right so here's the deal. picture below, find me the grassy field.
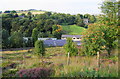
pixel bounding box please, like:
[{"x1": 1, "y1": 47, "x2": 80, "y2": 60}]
[
  {"x1": 62, "y1": 25, "x2": 86, "y2": 35},
  {"x1": 1, "y1": 10, "x2": 45, "y2": 15},
  {"x1": 1, "y1": 47, "x2": 118, "y2": 77},
  {"x1": 17, "y1": 10, "x2": 45, "y2": 15}
]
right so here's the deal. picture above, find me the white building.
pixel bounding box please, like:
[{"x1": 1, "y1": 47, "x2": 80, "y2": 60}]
[
  {"x1": 23, "y1": 37, "x2": 32, "y2": 43},
  {"x1": 61, "y1": 35, "x2": 82, "y2": 41},
  {"x1": 83, "y1": 18, "x2": 89, "y2": 24}
]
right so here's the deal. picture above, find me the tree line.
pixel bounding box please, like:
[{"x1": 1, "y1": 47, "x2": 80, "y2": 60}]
[{"x1": 2, "y1": 11, "x2": 96, "y2": 48}]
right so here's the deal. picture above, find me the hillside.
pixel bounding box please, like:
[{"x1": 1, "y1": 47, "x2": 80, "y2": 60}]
[
  {"x1": 2, "y1": 10, "x2": 45, "y2": 15},
  {"x1": 62, "y1": 25, "x2": 86, "y2": 35}
]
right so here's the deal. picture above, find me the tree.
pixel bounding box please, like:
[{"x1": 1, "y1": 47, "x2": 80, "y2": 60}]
[
  {"x1": 45, "y1": 12, "x2": 52, "y2": 16},
  {"x1": 76, "y1": 18, "x2": 85, "y2": 27},
  {"x1": 37, "y1": 20, "x2": 45, "y2": 31},
  {"x1": 89, "y1": 15, "x2": 96, "y2": 23},
  {"x1": 84, "y1": 14, "x2": 91, "y2": 19},
  {"x1": 44, "y1": 19, "x2": 54, "y2": 34},
  {"x1": 81, "y1": 23, "x2": 118, "y2": 56},
  {"x1": 2, "y1": 18, "x2": 12, "y2": 34},
  {"x1": 9, "y1": 32, "x2": 23, "y2": 48},
  {"x1": 11, "y1": 10, "x2": 17, "y2": 14},
  {"x1": 27, "y1": 12, "x2": 32, "y2": 19},
  {"x1": 52, "y1": 25, "x2": 62, "y2": 39},
  {"x1": 32, "y1": 28, "x2": 38, "y2": 44},
  {"x1": 64, "y1": 38, "x2": 78, "y2": 56},
  {"x1": 27, "y1": 12, "x2": 32, "y2": 16},
  {"x1": 34, "y1": 40, "x2": 45, "y2": 57},
  {"x1": 36, "y1": 14, "x2": 48, "y2": 20},
  {"x1": 38, "y1": 32, "x2": 46, "y2": 38},
  {"x1": 2, "y1": 29, "x2": 10, "y2": 48},
  {"x1": 20, "y1": 13, "x2": 26, "y2": 16},
  {"x1": 4, "y1": 11, "x2": 10, "y2": 13},
  {"x1": 81, "y1": 0, "x2": 119, "y2": 56},
  {"x1": 77, "y1": 14, "x2": 84, "y2": 19},
  {"x1": 100, "y1": 0, "x2": 118, "y2": 25},
  {"x1": 75, "y1": 14, "x2": 85, "y2": 27},
  {"x1": 66, "y1": 15, "x2": 76, "y2": 25}
]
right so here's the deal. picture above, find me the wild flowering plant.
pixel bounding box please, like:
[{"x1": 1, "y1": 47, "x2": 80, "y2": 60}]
[{"x1": 15, "y1": 68, "x2": 54, "y2": 78}]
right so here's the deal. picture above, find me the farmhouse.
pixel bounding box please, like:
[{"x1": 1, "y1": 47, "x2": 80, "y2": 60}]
[
  {"x1": 83, "y1": 18, "x2": 89, "y2": 24},
  {"x1": 61, "y1": 35, "x2": 82, "y2": 41},
  {"x1": 23, "y1": 35, "x2": 82, "y2": 47},
  {"x1": 23, "y1": 37, "x2": 32, "y2": 43}
]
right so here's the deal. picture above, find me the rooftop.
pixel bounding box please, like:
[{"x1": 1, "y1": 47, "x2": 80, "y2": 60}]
[{"x1": 44, "y1": 40, "x2": 81, "y2": 47}]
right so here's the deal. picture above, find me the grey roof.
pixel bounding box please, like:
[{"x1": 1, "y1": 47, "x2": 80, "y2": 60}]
[
  {"x1": 61, "y1": 35, "x2": 82, "y2": 38},
  {"x1": 38, "y1": 38, "x2": 57, "y2": 40},
  {"x1": 44, "y1": 40, "x2": 81, "y2": 47},
  {"x1": 44, "y1": 40, "x2": 66, "y2": 47},
  {"x1": 19, "y1": 16, "x2": 24, "y2": 18}
]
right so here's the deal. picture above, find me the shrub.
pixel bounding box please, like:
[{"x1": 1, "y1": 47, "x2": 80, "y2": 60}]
[
  {"x1": 15, "y1": 68, "x2": 54, "y2": 77},
  {"x1": 32, "y1": 28, "x2": 38, "y2": 44},
  {"x1": 34, "y1": 40, "x2": 45, "y2": 57},
  {"x1": 64, "y1": 38, "x2": 78, "y2": 56}
]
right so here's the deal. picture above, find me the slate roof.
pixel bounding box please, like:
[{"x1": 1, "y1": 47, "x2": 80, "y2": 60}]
[
  {"x1": 61, "y1": 35, "x2": 82, "y2": 38},
  {"x1": 38, "y1": 38, "x2": 57, "y2": 40},
  {"x1": 44, "y1": 40, "x2": 81, "y2": 47}
]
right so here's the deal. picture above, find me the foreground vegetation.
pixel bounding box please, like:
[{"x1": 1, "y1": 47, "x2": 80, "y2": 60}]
[{"x1": 1, "y1": 47, "x2": 118, "y2": 77}]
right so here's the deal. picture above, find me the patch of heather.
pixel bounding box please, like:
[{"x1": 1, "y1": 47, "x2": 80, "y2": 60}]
[{"x1": 15, "y1": 68, "x2": 54, "y2": 77}]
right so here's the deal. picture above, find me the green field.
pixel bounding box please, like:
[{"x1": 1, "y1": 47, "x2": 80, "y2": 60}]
[
  {"x1": 17, "y1": 10, "x2": 45, "y2": 15},
  {"x1": 62, "y1": 25, "x2": 86, "y2": 35},
  {"x1": 2, "y1": 10, "x2": 45, "y2": 15}
]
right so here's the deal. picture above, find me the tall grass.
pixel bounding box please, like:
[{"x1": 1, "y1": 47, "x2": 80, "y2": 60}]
[{"x1": 2, "y1": 47, "x2": 118, "y2": 77}]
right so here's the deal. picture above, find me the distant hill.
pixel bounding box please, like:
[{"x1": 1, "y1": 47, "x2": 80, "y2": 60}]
[
  {"x1": 16, "y1": 10, "x2": 45, "y2": 15},
  {"x1": 61, "y1": 25, "x2": 86, "y2": 35},
  {"x1": 2, "y1": 9, "x2": 46, "y2": 15}
]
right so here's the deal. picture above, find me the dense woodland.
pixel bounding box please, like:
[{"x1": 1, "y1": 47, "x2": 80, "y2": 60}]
[{"x1": 2, "y1": 11, "x2": 96, "y2": 48}]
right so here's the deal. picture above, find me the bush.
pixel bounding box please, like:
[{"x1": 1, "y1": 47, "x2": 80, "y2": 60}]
[
  {"x1": 64, "y1": 38, "x2": 78, "y2": 56},
  {"x1": 32, "y1": 28, "x2": 38, "y2": 44},
  {"x1": 34, "y1": 40, "x2": 45, "y2": 57},
  {"x1": 15, "y1": 68, "x2": 54, "y2": 77}
]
